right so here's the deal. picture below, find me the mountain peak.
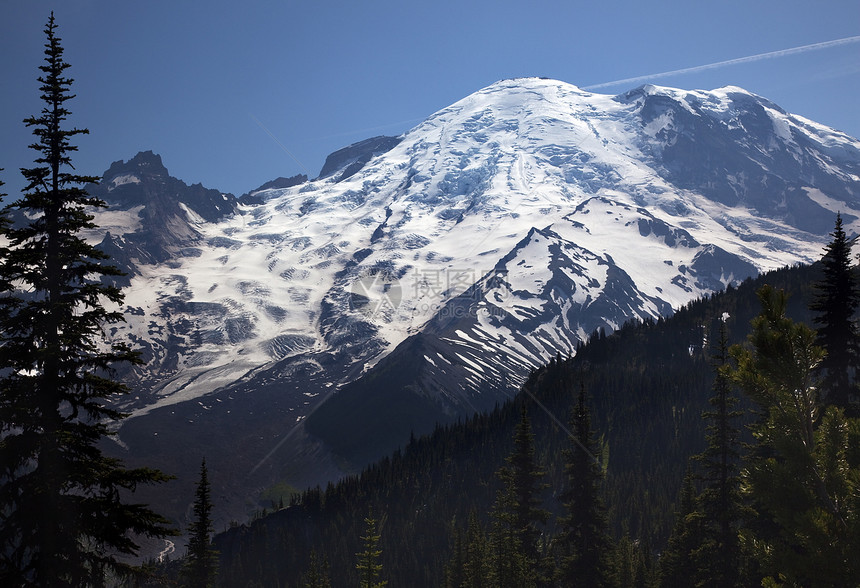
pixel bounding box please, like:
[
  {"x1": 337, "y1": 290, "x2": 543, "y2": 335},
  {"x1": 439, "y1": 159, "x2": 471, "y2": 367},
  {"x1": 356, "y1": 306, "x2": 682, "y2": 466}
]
[
  {"x1": 111, "y1": 150, "x2": 167, "y2": 174},
  {"x1": 127, "y1": 149, "x2": 166, "y2": 169},
  {"x1": 485, "y1": 77, "x2": 584, "y2": 91},
  {"x1": 89, "y1": 78, "x2": 860, "y2": 535},
  {"x1": 102, "y1": 150, "x2": 169, "y2": 190},
  {"x1": 95, "y1": 151, "x2": 237, "y2": 229}
]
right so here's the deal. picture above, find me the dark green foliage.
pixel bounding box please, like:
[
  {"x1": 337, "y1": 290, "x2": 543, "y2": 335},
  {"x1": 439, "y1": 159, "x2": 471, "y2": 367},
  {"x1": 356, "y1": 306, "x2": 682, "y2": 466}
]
[
  {"x1": 611, "y1": 533, "x2": 652, "y2": 588},
  {"x1": 462, "y1": 510, "x2": 490, "y2": 587},
  {"x1": 356, "y1": 510, "x2": 386, "y2": 588},
  {"x1": 692, "y1": 322, "x2": 744, "y2": 587},
  {"x1": 483, "y1": 406, "x2": 549, "y2": 586},
  {"x1": 0, "y1": 169, "x2": 6, "y2": 279},
  {"x1": 658, "y1": 470, "x2": 701, "y2": 588},
  {"x1": 444, "y1": 521, "x2": 466, "y2": 587},
  {"x1": 555, "y1": 383, "x2": 612, "y2": 587},
  {"x1": 504, "y1": 405, "x2": 549, "y2": 569},
  {"x1": 0, "y1": 14, "x2": 172, "y2": 586},
  {"x1": 730, "y1": 285, "x2": 860, "y2": 586},
  {"x1": 810, "y1": 213, "x2": 860, "y2": 410},
  {"x1": 660, "y1": 320, "x2": 744, "y2": 588},
  {"x1": 183, "y1": 459, "x2": 218, "y2": 587},
  {"x1": 444, "y1": 509, "x2": 491, "y2": 588},
  {"x1": 302, "y1": 550, "x2": 331, "y2": 588},
  {"x1": 488, "y1": 470, "x2": 532, "y2": 587},
  {"x1": 210, "y1": 263, "x2": 820, "y2": 586}
]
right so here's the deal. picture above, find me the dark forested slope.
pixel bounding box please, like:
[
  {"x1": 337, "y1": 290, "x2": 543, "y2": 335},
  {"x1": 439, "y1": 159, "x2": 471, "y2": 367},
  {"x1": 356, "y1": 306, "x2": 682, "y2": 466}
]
[{"x1": 203, "y1": 263, "x2": 817, "y2": 587}]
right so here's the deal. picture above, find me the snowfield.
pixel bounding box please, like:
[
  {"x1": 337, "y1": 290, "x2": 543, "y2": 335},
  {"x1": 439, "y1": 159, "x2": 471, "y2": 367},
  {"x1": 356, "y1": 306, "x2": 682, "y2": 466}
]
[{"x1": 90, "y1": 77, "x2": 860, "y2": 421}]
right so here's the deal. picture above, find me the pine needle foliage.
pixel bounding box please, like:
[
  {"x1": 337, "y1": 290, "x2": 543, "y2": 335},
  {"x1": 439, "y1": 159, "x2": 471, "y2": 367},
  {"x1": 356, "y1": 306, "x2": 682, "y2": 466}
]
[
  {"x1": 692, "y1": 322, "x2": 744, "y2": 587},
  {"x1": 182, "y1": 458, "x2": 218, "y2": 587},
  {"x1": 507, "y1": 405, "x2": 549, "y2": 567},
  {"x1": 730, "y1": 285, "x2": 860, "y2": 586},
  {"x1": 658, "y1": 469, "x2": 701, "y2": 587},
  {"x1": 0, "y1": 14, "x2": 173, "y2": 586},
  {"x1": 555, "y1": 382, "x2": 612, "y2": 587},
  {"x1": 356, "y1": 510, "x2": 387, "y2": 588},
  {"x1": 810, "y1": 213, "x2": 860, "y2": 411},
  {"x1": 302, "y1": 549, "x2": 332, "y2": 588}
]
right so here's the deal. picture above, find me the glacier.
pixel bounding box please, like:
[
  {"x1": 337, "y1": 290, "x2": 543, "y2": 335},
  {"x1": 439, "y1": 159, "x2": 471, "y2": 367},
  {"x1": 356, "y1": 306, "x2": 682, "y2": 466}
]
[{"x1": 82, "y1": 77, "x2": 860, "y2": 524}]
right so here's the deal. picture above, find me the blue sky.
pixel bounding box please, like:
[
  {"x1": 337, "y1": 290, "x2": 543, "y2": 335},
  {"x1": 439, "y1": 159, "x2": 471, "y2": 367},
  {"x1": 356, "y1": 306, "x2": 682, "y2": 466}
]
[{"x1": 1, "y1": 1, "x2": 859, "y2": 198}]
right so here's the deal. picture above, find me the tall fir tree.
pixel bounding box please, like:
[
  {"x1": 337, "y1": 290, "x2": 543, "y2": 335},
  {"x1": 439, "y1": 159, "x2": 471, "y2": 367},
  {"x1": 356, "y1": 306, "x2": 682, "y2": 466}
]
[
  {"x1": 0, "y1": 169, "x2": 6, "y2": 277},
  {"x1": 488, "y1": 466, "x2": 532, "y2": 588},
  {"x1": 658, "y1": 469, "x2": 702, "y2": 588},
  {"x1": 611, "y1": 533, "x2": 651, "y2": 588},
  {"x1": 1, "y1": 170, "x2": 8, "y2": 331},
  {"x1": 461, "y1": 509, "x2": 490, "y2": 588},
  {"x1": 507, "y1": 404, "x2": 549, "y2": 568},
  {"x1": 445, "y1": 508, "x2": 491, "y2": 588},
  {"x1": 356, "y1": 510, "x2": 387, "y2": 588},
  {"x1": 486, "y1": 404, "x2": 548, "y2": 587},
  {"x1": 444, "y1": 524, "x2": 466, "y2": 588},
  {"x1": 810, "y1": 213, "x2": 860, "y2": 411},
  {"x1": 0, "y1": 14, "x2": 173, "y2": 586},
  {"x1": 302, "y1": 549, "x2": 331, "y2": 588},
  {"x1": 182, "y1": 458, "x2": 218, "y2": 587},
  {"x1": 692, "y1": 321, "x2": 744, "y2": 588},
  {"x1": 730, "y1": 285, "x2": 860, "y2": 586},
  {"x1": 555, "y1": 382, "x2": 612, "y2": 587}
]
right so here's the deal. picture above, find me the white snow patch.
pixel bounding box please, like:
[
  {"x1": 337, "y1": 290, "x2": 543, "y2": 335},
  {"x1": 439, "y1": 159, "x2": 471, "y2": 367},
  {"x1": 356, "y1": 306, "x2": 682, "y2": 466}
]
[{"x1": 109, "y1": 174, "x2": 141, "y2": 190}]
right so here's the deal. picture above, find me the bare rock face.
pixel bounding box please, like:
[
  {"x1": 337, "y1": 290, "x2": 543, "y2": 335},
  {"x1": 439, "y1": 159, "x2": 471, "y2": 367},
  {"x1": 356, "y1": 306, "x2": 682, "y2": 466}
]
[
  {"x1": 317, "y1": 135, "x2": 402, "y2": 180},
  {"x1": 239, "y1": 175, "x2": 308, "y2": 205},
  {"x1": 90, "y1": 150, "x2": 238, "y2": 265}
]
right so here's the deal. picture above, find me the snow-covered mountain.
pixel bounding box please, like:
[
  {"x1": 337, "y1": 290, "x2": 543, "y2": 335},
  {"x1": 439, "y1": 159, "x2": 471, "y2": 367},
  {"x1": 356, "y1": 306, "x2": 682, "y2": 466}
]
[{"x1": 90, "y1": 78, "x2": 860, "y2": 518}]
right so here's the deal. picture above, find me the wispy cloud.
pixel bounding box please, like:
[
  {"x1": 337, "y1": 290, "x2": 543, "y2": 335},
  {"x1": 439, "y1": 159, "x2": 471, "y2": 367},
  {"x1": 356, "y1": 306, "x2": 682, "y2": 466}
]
[{"x1": 584, "y1": 36, "x2": 860, "y2": 90}]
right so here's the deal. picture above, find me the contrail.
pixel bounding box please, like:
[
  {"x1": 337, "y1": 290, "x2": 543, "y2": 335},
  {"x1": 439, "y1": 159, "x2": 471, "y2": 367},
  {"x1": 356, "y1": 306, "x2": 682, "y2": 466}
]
[
  {"x1": 250, "y1": 114, "x2": 313, "y2": 177},
  {"x1": 314, "y1": 117, "x2": 425, "y2": 142},
  {"x1": 584, "y1": 35, "x2": 860, "y2": 90}
]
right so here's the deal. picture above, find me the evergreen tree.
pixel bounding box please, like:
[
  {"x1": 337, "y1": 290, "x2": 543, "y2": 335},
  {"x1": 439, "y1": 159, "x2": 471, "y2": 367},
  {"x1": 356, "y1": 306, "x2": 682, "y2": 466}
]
[
  {"x1": 356, "y1": 510, "x2": 386, "y2": 588},
  {"x1": 486, "y1": 405, "x2": 548, "y2": 586},
  {"x1": 810, "y1": 213, "x2": 860, "y2": 411},
  {"x1": 444, "y1": 511, "x2": 491, "y2": 588},
  {"x1": 444, "y1": 523, "x2": 466, "y2": 588},
  {"x1": 658, "y1": 470, "x2": 701, "y2": 588},
  {"x1": 0, "y1": 169, "x2": 7, "y2": 284},
  {"x1": 0, "y1": 14, "x2": 172, "y2": 586},
  {"x1": 488, "y1": 468, "x2": 532, "y2": 588},
  {"x1": 555, "y1": 383, "x2": 612, "y2": 587},
  {"x1": 302, "y1": 549, "x2": 331, "y2": 588},
  {"x1": 507, "y1": 404, "x2": 549, "y2": 566},
  {"x1": 730, "y1": 285, "x2": 860, "y2": 586},
  {"x1": 611, "y1": 533, "x2": 650, "y2": 588},
  {"x1": 692, "y1": 322, "x2": 743, "y2": 587},
  {"x1": 461, "y1": 510, "x2": 490, "y2": 588},
  {"x1": 182, "y1": 459, "x2": 218, "y2": 587}
]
